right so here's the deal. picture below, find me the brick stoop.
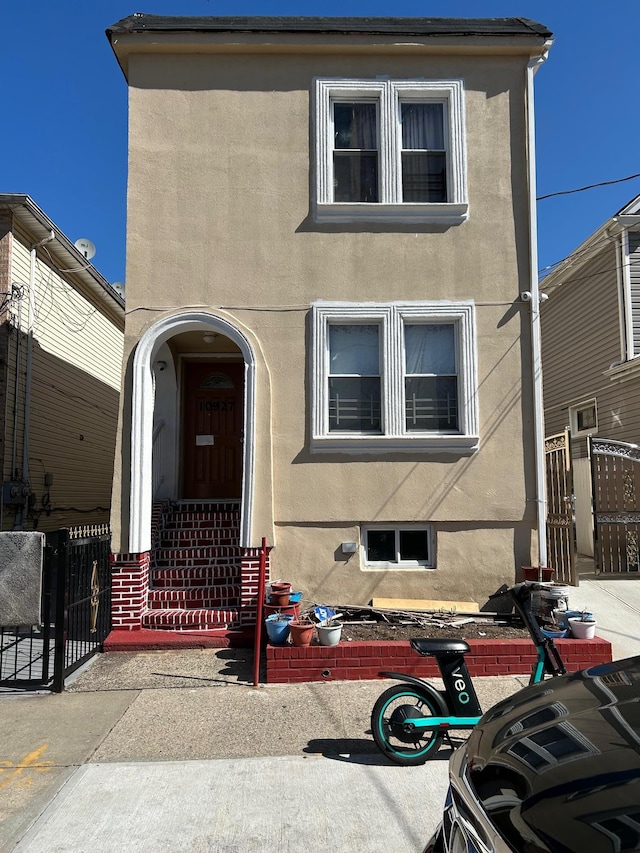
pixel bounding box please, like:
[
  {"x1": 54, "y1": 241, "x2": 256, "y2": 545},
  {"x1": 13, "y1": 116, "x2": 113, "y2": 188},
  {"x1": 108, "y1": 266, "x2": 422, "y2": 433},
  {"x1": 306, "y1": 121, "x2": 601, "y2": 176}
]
[
  {"x1": 142, "y1": 501, "x2": 243, "y2": 632},
  {"x1": 265, "y1": 637, "x2": 613, "y2": 683},
  {"x1": 104, "y1": 627, "x2": 253, "y2": 651}
]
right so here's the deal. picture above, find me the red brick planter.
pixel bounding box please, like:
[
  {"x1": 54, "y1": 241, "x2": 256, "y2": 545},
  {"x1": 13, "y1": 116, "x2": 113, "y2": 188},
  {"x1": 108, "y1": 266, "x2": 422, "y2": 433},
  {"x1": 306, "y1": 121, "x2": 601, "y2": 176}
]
[{"x1": 265, "y1": 637, "x2": 613, "y2": 684}]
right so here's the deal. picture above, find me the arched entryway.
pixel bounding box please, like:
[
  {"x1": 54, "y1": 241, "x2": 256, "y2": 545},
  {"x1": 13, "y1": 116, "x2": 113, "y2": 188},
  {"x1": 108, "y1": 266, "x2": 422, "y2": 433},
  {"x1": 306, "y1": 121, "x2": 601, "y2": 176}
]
[{"x1": 129, "y1": 312, "x2": 256, "y2": 553}]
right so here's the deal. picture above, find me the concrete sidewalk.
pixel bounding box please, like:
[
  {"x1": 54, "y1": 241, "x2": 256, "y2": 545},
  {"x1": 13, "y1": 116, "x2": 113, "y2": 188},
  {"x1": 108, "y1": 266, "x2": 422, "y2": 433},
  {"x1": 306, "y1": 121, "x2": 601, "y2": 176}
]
[
  {"x1": 2, "y1": 653, "x2": 527, "y2": 853},
  {"x1": 2, "y1": 572, "x2": 639, "y2": 852}
]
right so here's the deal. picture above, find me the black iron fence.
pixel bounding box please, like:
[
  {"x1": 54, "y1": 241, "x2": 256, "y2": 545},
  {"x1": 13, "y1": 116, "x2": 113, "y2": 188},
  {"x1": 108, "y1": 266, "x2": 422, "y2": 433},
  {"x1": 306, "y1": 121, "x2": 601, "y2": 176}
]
[{"x1": 0, "y1": 524, "x2": 111, "y2": 691}]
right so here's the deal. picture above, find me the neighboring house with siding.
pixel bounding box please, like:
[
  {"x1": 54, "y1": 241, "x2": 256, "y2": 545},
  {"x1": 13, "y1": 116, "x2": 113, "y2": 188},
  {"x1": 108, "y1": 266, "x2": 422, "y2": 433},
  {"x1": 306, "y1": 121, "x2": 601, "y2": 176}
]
[
  {"x1": 540, "y1": 194, "x2": 640, "y2": 555},
  {"x1": 106, "y1": 15, "x2": 553, "y2": 638},
  {"x1": 0, "y1": 195, "x2": 125, "y2": 532}
]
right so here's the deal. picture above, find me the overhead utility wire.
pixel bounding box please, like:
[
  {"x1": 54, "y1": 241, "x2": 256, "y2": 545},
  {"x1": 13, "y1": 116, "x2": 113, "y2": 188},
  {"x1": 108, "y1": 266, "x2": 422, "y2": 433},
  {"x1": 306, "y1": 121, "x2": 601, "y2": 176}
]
[
  {"x1": 537, "y1": 172, "x2": 640, "y2": 201},
  {"x1": 539, "y1": 230, "x2": 618, "y2": 276}
]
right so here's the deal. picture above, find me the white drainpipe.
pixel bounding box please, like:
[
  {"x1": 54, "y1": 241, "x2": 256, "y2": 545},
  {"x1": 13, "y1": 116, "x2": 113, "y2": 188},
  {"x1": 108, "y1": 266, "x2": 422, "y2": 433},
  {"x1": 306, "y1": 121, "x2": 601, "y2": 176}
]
[{"x1": 525, "y1": 40, "x2": 553, "y2": 569}]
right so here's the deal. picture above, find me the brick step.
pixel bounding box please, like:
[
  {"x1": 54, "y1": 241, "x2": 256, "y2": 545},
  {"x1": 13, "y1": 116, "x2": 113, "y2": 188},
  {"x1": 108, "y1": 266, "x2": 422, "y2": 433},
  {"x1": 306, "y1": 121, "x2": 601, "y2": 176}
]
[
  {"x1": 158, "y1": 530, "x2": 240, "y2": 547},
  {"x1": 148, "y1": 585, "x2": 242, "y2": 609},
  {"x1": 162, "y1": 517, "x2": 240, "y2": 531},
  {"x1": 154, "y1": 546, "x2": 244, "y2": 568},
  {"x1": 142, "y1": 607, "x2": 241, "y2": 631},
  {"x1": 151, "y1": 566, "x2": 241, "y2": 587}
]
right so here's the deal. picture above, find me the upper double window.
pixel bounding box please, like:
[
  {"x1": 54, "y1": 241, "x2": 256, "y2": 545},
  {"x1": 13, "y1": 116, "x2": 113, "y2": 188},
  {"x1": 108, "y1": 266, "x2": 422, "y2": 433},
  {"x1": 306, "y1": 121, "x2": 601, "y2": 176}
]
[{"x1": 314, "y1": 79, "x2": 468, "y2": 224}]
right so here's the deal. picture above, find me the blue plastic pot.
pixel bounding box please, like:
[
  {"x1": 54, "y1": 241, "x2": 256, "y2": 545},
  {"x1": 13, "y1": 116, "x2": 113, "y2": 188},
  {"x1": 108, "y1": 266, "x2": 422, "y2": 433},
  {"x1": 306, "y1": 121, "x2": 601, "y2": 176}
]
[
  {"x1": 264, "y1": 613, "x2": 294, "y2": 645},
  {"x1": 541, "y1": 627, "x2": 569, "y2": 639},
  {"x1": 289, "y1": 591, "x2": 303, "y2": 603}
]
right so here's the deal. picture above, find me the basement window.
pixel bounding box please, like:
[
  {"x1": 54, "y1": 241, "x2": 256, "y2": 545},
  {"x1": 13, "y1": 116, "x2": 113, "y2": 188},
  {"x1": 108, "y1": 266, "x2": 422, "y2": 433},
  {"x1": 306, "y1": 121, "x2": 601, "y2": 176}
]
[{"x1": 363, "y1": 525, "x2": 434, "y2": 569}]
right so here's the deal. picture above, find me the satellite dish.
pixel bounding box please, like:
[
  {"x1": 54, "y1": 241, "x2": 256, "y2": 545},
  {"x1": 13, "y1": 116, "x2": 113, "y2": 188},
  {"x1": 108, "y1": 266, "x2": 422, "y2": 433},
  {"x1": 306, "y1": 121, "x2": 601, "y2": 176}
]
[
  {"x1": 75, "y1": 238, "x2": 96, "y2": 260},
  {"x1": 112, "y1": 281, "x2": 126, "y2": 298}
]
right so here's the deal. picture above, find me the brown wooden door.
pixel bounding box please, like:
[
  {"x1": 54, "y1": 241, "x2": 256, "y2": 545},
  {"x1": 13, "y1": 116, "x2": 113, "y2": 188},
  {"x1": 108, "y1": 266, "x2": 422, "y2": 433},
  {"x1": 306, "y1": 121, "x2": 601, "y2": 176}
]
[{"x1": 182, "y1": 362, "x2": 244, "y2": 499}]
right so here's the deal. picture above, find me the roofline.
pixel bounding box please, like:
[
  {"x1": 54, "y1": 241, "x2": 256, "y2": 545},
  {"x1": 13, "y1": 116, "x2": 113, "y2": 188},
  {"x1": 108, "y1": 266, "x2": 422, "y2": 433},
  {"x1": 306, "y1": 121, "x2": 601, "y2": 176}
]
[
  {"x1": 540, "y1": 192, "x2": 640, "y2": 294},
  {"x1": 107, "y1": 15, "x2": 552, "y2": 38},
  {"x1": 107, "y1": 15, "x2": 553, "y2": 83},
  {"x1": 0, "y1": 194, "x2": 125, "y2": 326}
]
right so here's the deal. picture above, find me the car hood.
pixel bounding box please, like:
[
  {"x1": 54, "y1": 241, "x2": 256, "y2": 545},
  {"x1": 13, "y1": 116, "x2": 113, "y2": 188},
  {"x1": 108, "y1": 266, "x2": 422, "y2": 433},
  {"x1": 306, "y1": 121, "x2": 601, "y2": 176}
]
[{"x1": 466, "y1": 656, "x2": 640, "y2": 851}]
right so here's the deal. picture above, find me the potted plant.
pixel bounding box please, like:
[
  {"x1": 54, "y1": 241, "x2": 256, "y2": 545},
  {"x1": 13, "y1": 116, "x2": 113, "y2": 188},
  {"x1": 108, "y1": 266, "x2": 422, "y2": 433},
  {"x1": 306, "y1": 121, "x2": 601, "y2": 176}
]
[
  {"x1": 314, "y1": 606, "x2": 343, "y2": 646},
  {"x1": 264, "y1": 612, "x2": 294, "y2": 645},
  {"x1": 317, "y1": 616, "x2": 343, "y2": 646},
  {"x1": 288, "y1": 617, "x2": 315, "y2": 647},
  {"x1": 568, "y1": 610, "x2": 597, "y2": 640},
  {"x1": 268, "y1": 580, "x2": 292, "y2": 607}
]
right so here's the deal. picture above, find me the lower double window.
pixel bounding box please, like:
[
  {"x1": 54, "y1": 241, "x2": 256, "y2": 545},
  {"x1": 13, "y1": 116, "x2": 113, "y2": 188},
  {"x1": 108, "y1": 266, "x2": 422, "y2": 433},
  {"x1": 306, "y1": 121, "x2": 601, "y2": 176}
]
[{"x1": 312, "y1": 301, "x2": 478, "y2": 453}]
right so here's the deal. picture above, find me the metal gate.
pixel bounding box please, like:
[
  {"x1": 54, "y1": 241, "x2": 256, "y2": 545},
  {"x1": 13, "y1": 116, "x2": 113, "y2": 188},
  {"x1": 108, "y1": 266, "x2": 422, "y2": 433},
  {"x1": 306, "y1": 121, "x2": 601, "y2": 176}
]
[
  {"x1": 545, "y1": 430, "x2": 577, "y2": 585},
  {"x1": 590, "y1": 437, "x2": 640, "y2": 575},
  {"x1": 0, "y1": 524, "x2": 111, "y2": 691}
]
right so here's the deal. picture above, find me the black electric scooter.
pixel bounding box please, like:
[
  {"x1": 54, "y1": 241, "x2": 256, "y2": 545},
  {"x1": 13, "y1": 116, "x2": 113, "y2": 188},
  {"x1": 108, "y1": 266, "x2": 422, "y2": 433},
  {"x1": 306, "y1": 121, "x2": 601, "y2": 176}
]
[{"x1": 370, "y1": 582, "x2": 566, "y2": 765}]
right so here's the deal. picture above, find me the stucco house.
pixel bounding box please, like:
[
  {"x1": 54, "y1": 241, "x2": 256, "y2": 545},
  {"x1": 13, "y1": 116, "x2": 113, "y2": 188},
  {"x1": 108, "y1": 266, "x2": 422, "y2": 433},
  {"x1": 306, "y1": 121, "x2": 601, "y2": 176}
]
[
  {"x1": 0, "y1": 195, "x2": 124, "y2": 532},
  {"x1": 541, "y1": 194, "x2": 640, "y2": 566},
  {"x1": 106, "y1": 15, "x2": 554, "y2": 638}
]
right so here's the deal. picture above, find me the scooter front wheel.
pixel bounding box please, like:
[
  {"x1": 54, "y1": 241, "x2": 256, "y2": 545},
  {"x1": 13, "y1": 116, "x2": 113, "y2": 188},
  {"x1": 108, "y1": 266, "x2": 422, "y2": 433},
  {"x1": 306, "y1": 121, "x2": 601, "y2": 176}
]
[{"x1": 371, "y1": 684, "x2": 444, "y2": 765}]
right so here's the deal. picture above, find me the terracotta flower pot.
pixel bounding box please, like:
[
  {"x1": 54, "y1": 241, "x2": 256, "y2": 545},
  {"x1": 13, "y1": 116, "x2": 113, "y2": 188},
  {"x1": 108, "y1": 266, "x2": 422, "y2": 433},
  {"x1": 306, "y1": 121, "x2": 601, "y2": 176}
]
[
  {"x1": 263, "y1": 603, "x2": 300, "y2": 620},
  {"x1": 522, "y1": 566, "x2": 554, "y2": 582},
  {"x1": 270, "y1": 582, "x2": 291, "y2": 594},
  {"x1": 289, "y1": 621, "x2": 315, "y2": 647},
  {"x1": 270, "y1": 590, "x2": 290, "y2": 607}
]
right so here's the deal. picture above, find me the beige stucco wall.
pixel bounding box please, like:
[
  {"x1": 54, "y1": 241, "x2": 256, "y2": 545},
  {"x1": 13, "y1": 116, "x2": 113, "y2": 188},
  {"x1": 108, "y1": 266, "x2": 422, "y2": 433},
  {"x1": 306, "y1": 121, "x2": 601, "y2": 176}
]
[{"x1": 114, "y1": 40, "x2": 540, "y2": 601}]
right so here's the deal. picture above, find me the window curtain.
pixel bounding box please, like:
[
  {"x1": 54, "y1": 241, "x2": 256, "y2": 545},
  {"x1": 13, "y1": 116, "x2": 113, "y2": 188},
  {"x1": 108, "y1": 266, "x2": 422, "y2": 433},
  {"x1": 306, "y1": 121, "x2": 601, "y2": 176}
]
[
  {"x1": 401, "y1": 103, "x2": 444, "y2": 151},
  {"x1": 405, "y1": 324, "x2": 455, "y2": 375}
]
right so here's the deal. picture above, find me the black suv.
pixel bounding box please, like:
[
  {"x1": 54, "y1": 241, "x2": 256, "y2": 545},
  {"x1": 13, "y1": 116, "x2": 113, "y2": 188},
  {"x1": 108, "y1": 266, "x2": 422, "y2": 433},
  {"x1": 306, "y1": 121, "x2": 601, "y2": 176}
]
[{"x1": 424, "y1": 655, "x2": 640, "y2": 853}]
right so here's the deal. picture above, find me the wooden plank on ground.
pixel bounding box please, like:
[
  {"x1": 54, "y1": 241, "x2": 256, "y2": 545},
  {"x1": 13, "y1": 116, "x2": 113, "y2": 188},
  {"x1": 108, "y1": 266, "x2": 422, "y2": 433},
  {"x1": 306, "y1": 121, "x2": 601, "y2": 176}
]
[{"x1": 371, "y1": 597, "x2": 480, "y2": 613}]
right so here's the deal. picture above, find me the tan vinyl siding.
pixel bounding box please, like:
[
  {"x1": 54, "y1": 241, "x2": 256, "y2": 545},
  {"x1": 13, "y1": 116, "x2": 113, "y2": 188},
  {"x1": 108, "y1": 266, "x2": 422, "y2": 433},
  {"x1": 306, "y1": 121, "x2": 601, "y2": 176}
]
[
  {"x1": 542, "y1": 233, "x2": 640, "y2": 458},
  {"x1": 3, "y1": 222, "x2": 123, "y2": 531},
  {"x1": 541, "y1": 243, "x2": 620, "y2": 458}
]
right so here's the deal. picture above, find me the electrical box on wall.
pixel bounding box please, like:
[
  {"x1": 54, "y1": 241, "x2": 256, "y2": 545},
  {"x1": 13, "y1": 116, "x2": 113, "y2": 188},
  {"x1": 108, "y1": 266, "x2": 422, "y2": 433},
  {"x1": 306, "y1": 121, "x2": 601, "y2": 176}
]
[{"x1": 2, "y1": 481, "x2": 30, "y2": 506}]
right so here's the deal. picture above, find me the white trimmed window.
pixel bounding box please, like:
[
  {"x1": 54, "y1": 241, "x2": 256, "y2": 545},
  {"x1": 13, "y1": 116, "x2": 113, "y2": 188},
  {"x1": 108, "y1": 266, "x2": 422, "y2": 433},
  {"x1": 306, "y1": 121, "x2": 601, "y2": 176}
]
[
  {"x1": 311, "y1": 301, "x2": 478, "y2": 453},
  {"x1": 363, "y1": 525, "x2": 434, "y2": 569},
  {"x1": 314, "y1": 79, "x2": 468, "y2": 224},
  {"x1": 569, "y1": 399, "x2": 597, "y2": 437}
]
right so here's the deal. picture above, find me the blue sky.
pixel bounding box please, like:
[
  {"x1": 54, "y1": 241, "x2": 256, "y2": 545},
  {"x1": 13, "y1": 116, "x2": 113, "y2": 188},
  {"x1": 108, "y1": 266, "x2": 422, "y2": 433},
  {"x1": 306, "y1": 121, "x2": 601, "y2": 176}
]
[{"x1": 2, "y1": 1, "x2": 638, "y2": 285}]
